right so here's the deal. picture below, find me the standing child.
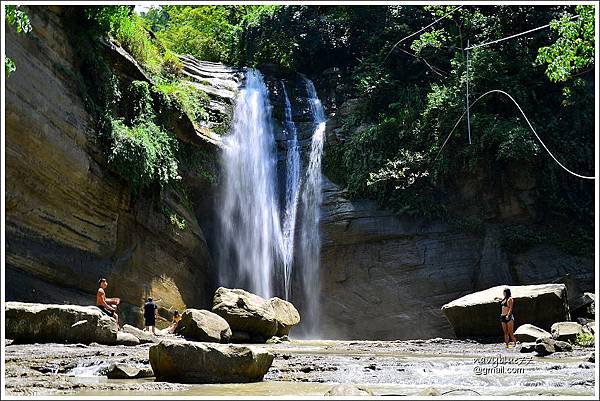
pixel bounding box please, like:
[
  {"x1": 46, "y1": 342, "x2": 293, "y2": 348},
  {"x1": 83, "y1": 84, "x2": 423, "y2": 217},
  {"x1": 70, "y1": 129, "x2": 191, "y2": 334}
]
[{"x1": 143, "y1": 297, "x2": 158, "y2": 335}]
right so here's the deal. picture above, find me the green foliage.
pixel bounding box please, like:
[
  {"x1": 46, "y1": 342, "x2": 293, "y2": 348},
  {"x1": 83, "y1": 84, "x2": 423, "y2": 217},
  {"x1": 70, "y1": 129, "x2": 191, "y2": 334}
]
[
  {"x1": 411, "y1": 29, "x2": 447, "y2": 55},
  {"x1": 5, "y1": 56, "x2": 16, "y2": 77},
  {"x1": 367, "y1": 150, "x2": 429, "y2": 190},
  {"x1": 108, "y1": 119, "x2": 180, "y2": 193},
  {"x1": 499, "y1": 224, "x2": 545, "y2": 253},
  {"x1": 5, "y1": 5, "x2": 31, "y2": 78},
  {"x1": 5, "y1": 5, "x2": 31, "y2": 33},
  {"x1": 537, "y1": 5, "x2": 595, "y2": 82},
  {"x1": 574, "y1": 332, "x2": 594, "y2": 347},
  {"x1": 155, "y1": 79, "x2": 209, "y2": 124}
]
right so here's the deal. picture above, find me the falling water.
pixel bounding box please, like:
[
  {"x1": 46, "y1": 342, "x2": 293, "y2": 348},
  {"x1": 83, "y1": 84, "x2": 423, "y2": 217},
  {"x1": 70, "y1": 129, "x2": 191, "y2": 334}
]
[
  {"x1": 280, "y1": 82, "x2": 301, "y2": 300},
  {"x1": 217, "y1": 69, "x2": 284, "y2": 299},
  {"x1": 298, "y1": 77, "x2": 326, "y2": 337}
]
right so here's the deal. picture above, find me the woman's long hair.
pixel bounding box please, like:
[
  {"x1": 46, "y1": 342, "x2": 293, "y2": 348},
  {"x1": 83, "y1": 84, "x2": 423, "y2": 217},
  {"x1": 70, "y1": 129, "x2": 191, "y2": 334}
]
[{"x1": 503, "y1": 288, "x2": 512, "y2": 302}]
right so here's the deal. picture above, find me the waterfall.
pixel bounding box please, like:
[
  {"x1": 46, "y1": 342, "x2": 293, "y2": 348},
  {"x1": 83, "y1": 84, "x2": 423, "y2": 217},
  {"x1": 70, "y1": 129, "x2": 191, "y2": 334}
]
[
  {"x1": 281, "y1": 82, "x2": 301, "y2": 300},
  {"x1": 297, "y1": 77, "x2": 326, "y2": 337},
  {"x1": 217, "y1": 69, "x2": 284, "y2": 299}
]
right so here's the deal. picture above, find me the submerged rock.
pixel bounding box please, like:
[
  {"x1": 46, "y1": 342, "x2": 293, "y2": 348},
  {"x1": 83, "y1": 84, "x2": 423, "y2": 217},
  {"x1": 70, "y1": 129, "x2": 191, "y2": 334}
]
[
  {"x1": 212, "y1": 288, "x2": 300, "y2": 341},
  {"x1": 106, "y1": 363, "x2": 153, "y2": 379},
  {"x1": 441, "y1": 284, "x2": 569, "y2": 338},
  {"x1": 514, "y1": 324, "x2": 552, "y2": 343},
  {"x1": 325, "y1": 384, "x2": 374, "y2": 396},
  {"x1": 149, "y1": 340, "x2": 274, "y2": 383},
  {"x1": 551, "y1": 322, "x2": 584, "y2": 342},
  {"x1": 176, "y1": 309, "x2": 232, "y2": 343},
  {"x1": 5, "y1": 302, "x2": 117, "y2": 345}
]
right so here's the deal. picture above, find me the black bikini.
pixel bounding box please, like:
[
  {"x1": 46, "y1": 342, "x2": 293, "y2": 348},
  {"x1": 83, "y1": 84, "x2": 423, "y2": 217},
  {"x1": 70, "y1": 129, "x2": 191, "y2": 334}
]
[{"x1": 500, "y1": 299, "x2": 514, "y2": 323}]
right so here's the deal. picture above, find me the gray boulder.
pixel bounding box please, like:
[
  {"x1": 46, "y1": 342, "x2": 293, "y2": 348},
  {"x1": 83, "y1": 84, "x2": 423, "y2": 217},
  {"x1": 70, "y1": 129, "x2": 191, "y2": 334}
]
[
  {"x1": 514, "y1": 324, "x2": 552, "y2": 343},
  {"x1": 553, "y1": 340, "x2": 573, "y2": 352},
  {"x1": 149, "y1": 340, "x2": 274, "y2": 383},
  {"x1": 122, "y1": 324, "x2": 159, "y2": 344},
  {"x1": 116, "y1": 332, "x2": 140, "y2": 346},
  {"x1": 268, "y1": 297, "x2": 300, "y2": 336},
  {"x1": 551, "y1": 322, "x2": 584, "y2": 342},
  {"x1": 106, "y1": 363, "x2": 153, "y2": 379},
  {"x1": 582, "y1": 321, "x2": 595, "y2": 336},
  {"x1": 535, "y1": 338, "x2": 555, "y2": 356},
  {"x1": 325, "y1": 384, "x2": 374, "y2": 396},
  {"x1": 441, "y1": 284, "x2": 569, "y2": 338},
  {"x1": 5, "y1": 302, "x2": 117, "y2": 345},
  {"x1": 212, "y1": 288, "x2": 300, "y2": 341},
  {"x1": 176, "y1": 309, "x2": 232, "y2": 343},
  {"x1": 571, "y1": 292, "x2": 595, "y2": 319}
]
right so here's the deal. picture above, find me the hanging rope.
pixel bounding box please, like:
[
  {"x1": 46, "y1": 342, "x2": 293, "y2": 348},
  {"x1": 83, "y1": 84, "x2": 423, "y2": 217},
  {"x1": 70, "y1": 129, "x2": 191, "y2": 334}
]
[
  {"x1": 431, "y1": 89, "x2": 595, "y2": 180},
  {"x1": 464, "y1": 14, "x2": 579, "y2": 51},
  {"x1": 384, "y1": 5, "x2": 464, "y2": 62}
]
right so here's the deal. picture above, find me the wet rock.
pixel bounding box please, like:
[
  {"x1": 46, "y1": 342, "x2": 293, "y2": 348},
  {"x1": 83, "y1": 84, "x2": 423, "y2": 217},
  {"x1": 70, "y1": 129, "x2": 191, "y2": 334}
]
[
  {"x1": 122, "y1": 325, "x2": 158, "y2": 344},
  {"x1": 553, "y1": 340, "x2": 572, "y2": 352},
  {"x1": 230, "y1": 331, "x2": 252, "y2": 343},
  {"x1": 324, "y1": 384, "x2": 374, "y2": 396},
  {"x1": 514, "y1": 324, "x2": 552, "y2": 343},
  {"x1": 149, "y1": 340, "x2": 274, "y2": 383},
  {"x1": 551, "y1": 322, "x2": 584, "y2": 342},
  {"x1": 268, "y1": 297, "x2": 300, "y2": 336},
  {"x1": 442, "y1": 284, "x2": 569, "y2": 338},
  {"x1": 176, "y1": 309, "x2": 232, "y2": 343},
  {"x1": 116, "y1": 332, "x2": 140, "y2": 346},
  {"x1": 535, "y1": 338, "x2": 555, "y2": 356},
  {"x1": 582, "y1": 321, "x2": 595, "y2": 336},
  {"x1": 519, "y1": 342, "x2": 536, "y2": 353},
  {"x1": 5, "y1": 302, "x2": 117, "y2": 345},
  {"x1": 106, "y1": 363, "x2": 153, "y2": 379},
  {"x1": 587, "y1": 353, "x2": 595, "y2": 363}
]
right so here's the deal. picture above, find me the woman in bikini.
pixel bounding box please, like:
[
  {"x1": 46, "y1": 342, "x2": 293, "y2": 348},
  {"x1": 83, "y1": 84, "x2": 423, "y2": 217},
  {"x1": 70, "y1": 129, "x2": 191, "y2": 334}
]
[{"x1": 500, "y1": 288, "x2": 518, "y2": 348}]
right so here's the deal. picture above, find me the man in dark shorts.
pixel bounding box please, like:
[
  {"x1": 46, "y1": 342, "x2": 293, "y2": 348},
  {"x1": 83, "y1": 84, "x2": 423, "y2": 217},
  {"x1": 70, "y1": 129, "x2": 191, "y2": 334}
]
[
  {"x1": 143, "y1": 297, "x2": 158, "y2": 335},
  {"x1": 96, "y1": 278, "x2": 120, "y2": 330}
]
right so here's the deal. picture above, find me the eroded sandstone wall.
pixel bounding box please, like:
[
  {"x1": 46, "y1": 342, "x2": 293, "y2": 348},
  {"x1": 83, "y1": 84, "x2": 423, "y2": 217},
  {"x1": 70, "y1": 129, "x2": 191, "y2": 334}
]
[{"x1": 5, "y1": 6, "x2": 214, "y2": 325}]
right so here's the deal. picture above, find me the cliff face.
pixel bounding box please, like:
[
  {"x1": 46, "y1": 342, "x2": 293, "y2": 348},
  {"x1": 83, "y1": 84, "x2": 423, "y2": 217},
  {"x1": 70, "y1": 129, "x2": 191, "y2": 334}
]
[{"x1": 4, "y1": 7, "x2": 218, "y2": 325}]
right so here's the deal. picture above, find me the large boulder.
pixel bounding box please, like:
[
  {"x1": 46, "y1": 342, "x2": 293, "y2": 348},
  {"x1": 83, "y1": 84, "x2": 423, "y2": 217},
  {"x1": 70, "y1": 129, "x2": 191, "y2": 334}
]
[
  {"x1": 441, "y1": 284, "x2": 569, "y2": 338},
  {"x1": 149, "y1": 340, "x2": 274, "y2": 383},
  {"x1": 212, "y1": 288, "x2": 300, "y2": 341},
  {"x1": 267, "y1": 297, "x2": 300, "y2": 337},
  {"x1": 175, "y1": 309, "x2": 232, "y2": 343},
  {"x1": 514, "y1": 324, "x2": 552, "y2": 343},
  {"x1": 5, "y1": 302, "x2": 117, "y2": 345},
  {"x1": 551, "y1": 322, "x2": 584, "y2": 342},
  {"x1": 571, "y1": 292, "x2": 595, "y2": 320}
]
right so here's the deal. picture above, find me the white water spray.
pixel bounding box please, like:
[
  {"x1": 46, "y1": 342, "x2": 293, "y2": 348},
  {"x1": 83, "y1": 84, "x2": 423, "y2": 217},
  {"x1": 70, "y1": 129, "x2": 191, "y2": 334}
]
[
  {"x1": 298, "y1": 77, "x2": 326, "y2": 336},
  {"x1": 281, "y1": 82, "x2": 301, "y2": 300},
  {"x1": 217, "y1": 69, "x2": 284, "y2": 298}
]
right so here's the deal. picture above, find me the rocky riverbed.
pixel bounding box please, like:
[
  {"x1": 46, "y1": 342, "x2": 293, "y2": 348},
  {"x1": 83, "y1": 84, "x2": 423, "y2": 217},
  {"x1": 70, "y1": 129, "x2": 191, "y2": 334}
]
[{"x1": 4, "y1": 338, "x2": 595, "y2": 396}]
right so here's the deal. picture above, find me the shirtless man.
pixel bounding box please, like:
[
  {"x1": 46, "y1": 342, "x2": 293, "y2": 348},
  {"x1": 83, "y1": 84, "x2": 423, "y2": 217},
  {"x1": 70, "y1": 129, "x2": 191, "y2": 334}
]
[{"x1": 96, "y1": 278, "x2": 120, "y2": 329}]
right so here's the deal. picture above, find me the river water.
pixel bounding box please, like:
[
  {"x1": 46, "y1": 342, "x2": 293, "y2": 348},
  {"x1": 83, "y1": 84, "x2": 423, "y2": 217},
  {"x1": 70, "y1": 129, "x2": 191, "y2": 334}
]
[{"x1": 4, "y1": 340, "x2": 594, "y2": 396}]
